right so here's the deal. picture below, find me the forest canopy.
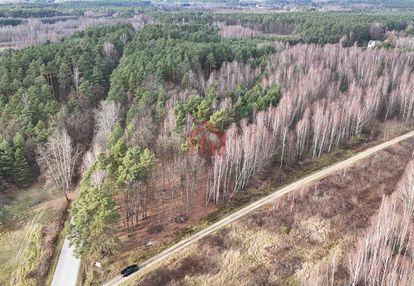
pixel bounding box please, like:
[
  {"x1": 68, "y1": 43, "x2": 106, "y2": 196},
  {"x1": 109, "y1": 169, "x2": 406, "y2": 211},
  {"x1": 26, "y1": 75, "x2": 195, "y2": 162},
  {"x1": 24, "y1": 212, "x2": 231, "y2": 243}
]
[{"x1": 1, "y1": 6, "x2": 414, "y2": 285}]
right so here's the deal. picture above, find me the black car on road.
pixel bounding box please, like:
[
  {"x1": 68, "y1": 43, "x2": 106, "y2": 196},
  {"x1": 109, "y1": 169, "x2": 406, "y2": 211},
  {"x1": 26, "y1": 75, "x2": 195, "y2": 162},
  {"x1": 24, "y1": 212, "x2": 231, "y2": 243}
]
[{"x1": 121, "y1": 264, "x2": 140, "y2": 277}]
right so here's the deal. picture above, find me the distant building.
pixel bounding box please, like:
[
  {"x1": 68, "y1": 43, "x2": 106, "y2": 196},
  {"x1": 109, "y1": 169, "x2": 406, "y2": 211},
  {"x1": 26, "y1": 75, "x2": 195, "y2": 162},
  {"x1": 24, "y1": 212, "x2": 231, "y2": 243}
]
[{"x1": 368, "y1": 40, "x2": 382, "y2": 48}]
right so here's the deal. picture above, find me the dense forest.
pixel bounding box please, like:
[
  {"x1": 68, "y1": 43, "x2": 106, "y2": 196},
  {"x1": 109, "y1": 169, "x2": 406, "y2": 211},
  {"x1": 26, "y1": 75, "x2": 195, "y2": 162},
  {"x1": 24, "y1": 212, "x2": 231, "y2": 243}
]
[
  {"x1": 153, "y1": 10, "x2": 414, "y2": 44},
  {"x1": 0, "y1": 24, "x2": 133, "y2": 192},
  {"x1": 71, "y1": 18, "x2": 414, "y2": 266},
  {"x1": 0, "y1": 5, "x2": 414, "y2": 285}
]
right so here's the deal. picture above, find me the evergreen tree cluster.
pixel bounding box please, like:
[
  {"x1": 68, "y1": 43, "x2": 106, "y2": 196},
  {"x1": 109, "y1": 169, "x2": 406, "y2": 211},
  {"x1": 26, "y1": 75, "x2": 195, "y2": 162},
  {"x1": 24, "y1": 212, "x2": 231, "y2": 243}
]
[
  {"x1": 108, "y1": 24, "x2": 273, "y2": 104},
  {"x1": 153, "y1": 10, "x2": 414, "y2": 45},
  {"x1": 69, "y1": 124, "x2": 156, "y2": 258},
  {"x1": 0, "y1": 134, "x2": 30, "y2": 189},
  {"x1": 0, "y1": 23, "x2": 134, "y2": 190}
]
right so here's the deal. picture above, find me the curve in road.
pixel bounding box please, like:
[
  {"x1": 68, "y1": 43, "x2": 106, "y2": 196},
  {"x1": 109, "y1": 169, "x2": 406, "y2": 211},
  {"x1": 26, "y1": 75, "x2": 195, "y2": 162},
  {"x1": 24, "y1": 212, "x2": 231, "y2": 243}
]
[{"x1": 103, "y1": 130, "x2": 414, "y2": 286}]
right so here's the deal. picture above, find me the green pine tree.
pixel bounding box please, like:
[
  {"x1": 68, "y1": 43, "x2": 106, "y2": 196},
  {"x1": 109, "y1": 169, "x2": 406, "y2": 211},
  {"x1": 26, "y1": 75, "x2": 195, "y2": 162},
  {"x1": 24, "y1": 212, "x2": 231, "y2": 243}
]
[
  {"x1": 174, "y1": 103, "x2": 186, "y2": 130},
  {"x1": 209, "y1": 109, "x2": 226, "y2": 130},
  {"x1": 0, "y1": 139, "x2": 13, "y2": 186},
  {"x1": 79, "y1": 79, "x2": 93, "y2": 104},
  {"x1": 34, "y1": 121, "x2": 48, "y2": 143},
  {"x1": 196, "y1": 100, "x2": 210, "y2": 123},
  {"x1": 68, "y1": 182, "x2": 120, "y2": 258},
  {"x1": 12, "y1": 147, "x2": 31, "y2": 187}
]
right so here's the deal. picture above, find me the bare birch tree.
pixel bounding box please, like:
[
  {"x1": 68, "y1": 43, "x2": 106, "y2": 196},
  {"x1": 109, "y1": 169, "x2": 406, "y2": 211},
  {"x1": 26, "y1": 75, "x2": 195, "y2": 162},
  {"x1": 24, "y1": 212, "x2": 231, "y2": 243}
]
[{"x1": 37, "y1": 129, "x2": 80, "y2": 201}]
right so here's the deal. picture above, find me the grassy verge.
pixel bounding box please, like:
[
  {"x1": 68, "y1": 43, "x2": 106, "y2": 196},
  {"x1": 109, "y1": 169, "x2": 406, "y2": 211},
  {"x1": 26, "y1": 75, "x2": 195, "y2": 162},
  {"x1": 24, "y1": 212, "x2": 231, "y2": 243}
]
[
  {"x1": 77, "y1": 258, "x2": 86, "y2": 286},
  {"x1": 0, "y1": 210, "x2": 48, "y2": 286},
  {"x1": 16, "y1": 219, "x2": 43, "y2": 283},
  {"x1": 0, "y1": 183, "x2": 67, "y2": 286}
]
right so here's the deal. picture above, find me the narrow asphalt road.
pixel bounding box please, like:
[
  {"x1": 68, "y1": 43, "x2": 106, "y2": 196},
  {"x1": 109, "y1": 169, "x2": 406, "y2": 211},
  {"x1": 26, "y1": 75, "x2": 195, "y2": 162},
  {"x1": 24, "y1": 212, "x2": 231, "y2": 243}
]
[
  {"x1": 103, "y1": 130, "x2": 414, "y2": 286},
  {"x1": 51, "y1": 218, "x2": 80, "y2": 286}
]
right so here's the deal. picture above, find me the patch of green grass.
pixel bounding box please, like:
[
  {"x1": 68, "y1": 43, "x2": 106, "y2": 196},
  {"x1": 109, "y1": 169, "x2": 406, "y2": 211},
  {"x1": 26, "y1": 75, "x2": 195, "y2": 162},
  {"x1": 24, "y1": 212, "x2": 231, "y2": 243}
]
[
  {"x1": 279, "y1": 225, "x2": 290, "y2": 235},
  {"x1": 16, "y1": 223, "x2": 43, "y2": 282},
  {"x1": 287, "y1": 277, "x2": 301, "y2": 286},
  {"x1": 1, "y1": 184, "x2": 52, "y2": 228},
  {"x1": 0, "y1": 210, "x2": 48, "y2": 286},
  {"x1": 13, "y1": 185, "x2": 50, "y2": 206}
]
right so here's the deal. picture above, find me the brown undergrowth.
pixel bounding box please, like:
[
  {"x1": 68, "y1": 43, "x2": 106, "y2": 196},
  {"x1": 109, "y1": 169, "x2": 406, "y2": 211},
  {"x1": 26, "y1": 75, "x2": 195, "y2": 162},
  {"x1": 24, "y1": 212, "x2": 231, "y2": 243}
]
[
  {"x1": 127, "y1": 135, "x2": 414, "y2": 286},
  {"x1": 94, "y1": 121, "x2": 409, "y2": 284}
]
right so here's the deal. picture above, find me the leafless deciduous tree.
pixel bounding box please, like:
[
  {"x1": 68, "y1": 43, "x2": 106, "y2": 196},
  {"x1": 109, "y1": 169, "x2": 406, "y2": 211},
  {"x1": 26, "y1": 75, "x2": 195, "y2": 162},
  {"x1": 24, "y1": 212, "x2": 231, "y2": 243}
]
[
  {"x1": 396, "y1": 37, "x2": 414, "y2": 50},
  {"x1": 95, "y1": 100, "x2": 120, "y2": 146},
  {"x1": 204, "y1": 60, "x2": 261, "y2": 96},
  {"x1": 215, "y1": 22, "x2": 263, "y2": 39},
  {"x1": 347, "y1": 160, "x2": 414, "y2": 286},
  {"x1": 298, "y1": 247, "x2": 341, "y2": 286},
  {"x1": 73, "y1": 66, "x2": 80, "y2": 94},
  {"x1": 398, "y1": 161, "x2": 414, "y2": 216},
  {"x1": 103, "y1": 41, "x2": 119, "y2": 69},
  {"x1": 80, "y1": 100, "x2": 120, "y2": 172},
  {"x1": 207, "y1": 43, "x2": 414, "y2": 204},
  {"x1": 126, "y1": 101, "x2": 156, "y2": 149},
  {"x1": 37, "y1": 129, "x2": 80, "y2": 201},
  {"x1": 348, "y1": 194, "x2": 414, "y2": 286},
  {"x1": 369, "y1": 22, "x2": 385, "y2": 40},
  {"x1": 0, "y1": 15, "x2": 148, "y2": 49}
]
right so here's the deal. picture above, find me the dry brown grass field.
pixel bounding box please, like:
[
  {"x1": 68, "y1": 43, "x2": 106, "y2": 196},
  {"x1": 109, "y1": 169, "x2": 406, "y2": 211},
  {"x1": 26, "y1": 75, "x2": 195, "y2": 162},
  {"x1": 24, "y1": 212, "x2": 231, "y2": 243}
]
[
  {"x1": 124, "y1": 136, "x2": 414, "y2": 286},
  {"x1": 0, "y1": 185, "x2": 68, "y2": 286}
]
